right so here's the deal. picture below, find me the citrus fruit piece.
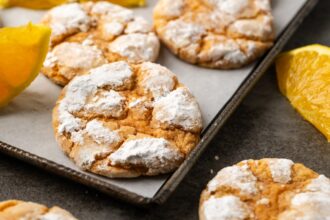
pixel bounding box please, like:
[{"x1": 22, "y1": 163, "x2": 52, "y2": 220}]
[
  {"x1": 0, "y1": 0, "x2": 145, "y2": 9},
  {"x1": 0, "y1": 0, "x2": 67, "y2": 9},
  {"x1": 0, "y1": 23, "x2": 51, "y2": 107},
  {"x1": 276, "y1": 44, "x2": 330, "y2": 141}
]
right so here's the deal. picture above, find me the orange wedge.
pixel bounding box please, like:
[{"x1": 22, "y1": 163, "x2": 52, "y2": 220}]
[
  {"x1": 0, "y1": 23, "x2": 51, "y2": 107},
  {"x1": 276, "y1": 44, "x2": 330, "y2": 141},
  {"x1": 0, "y1": 0, "x2": 146, "y2": 9}
]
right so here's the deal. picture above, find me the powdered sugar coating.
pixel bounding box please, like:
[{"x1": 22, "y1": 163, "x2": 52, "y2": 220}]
[
  {"x1": 101, "y1": 21, "x2": 124, "y2": 38},
  {"x1": 202, "y1": 195, "x2": 252, "y2": 220},
  {"x1": 153, "y1": 87, "x2": 203, "y2": 133},
  {"x1": 154, "y1": 0, "x2": 274, "y2": 69},
  {"x1": 208, "y1": 0, "x2": 249, "y2": 16},
  {"x1": 52, "y1": 42, "x2": 105, "y2": 69},
  {"x1": 257, "y1": 198, "x2": 270, "y2": 205},
  {"x1": 163, "y1": 20, "x2": 205, "y2": 50},
  {"x1": 207, "y1": 164, "x2": 258, "y2": 196},
  {"x1": 109, "y1": 33, "x2": 160, "y2": 63},
  {"x1": 279, "y1": 192, "x2": 330, "y2": 220},
  {"x1": 54, "y1": 61, "x2": 202, "y2": 178},
  {"x1": 91, "y1": 1, "x2": 134, "y2": 22},
  {"x1": 40, "y1": 207, "x2": 77, "y2": 220},
  {"x1": 278, "y1": 174, "x2": 330, "y2": 219},
  {"x1": 140, "y1": 62, "x2": 177, "y2": 98},
  {"x1": 125, "y1": 17, "x2": 152, "y2": 34},
  {"x1": 153, "y1": 0, "x2": 185, "y2": 18},
  {"x1": 85, "y1": 120, "x2": 121, "y2": 145},
  {"x1": 44, "y1": 3, "x2": 91, "y2": 42},
  {"x1": 57, "y1": 61, "x2": 132, "y2": 134},
  {"x1": 85, "y1": 90, "x2": 126, "y2": 118},
  {"x1": 267, "y1": 158, "x2": 294, "y2": 184},
  {"x1": 306, "y1": 175, "x2": 330, "y2": 193},
  {"x1": 109, "y1": 138, "x2": 184, "y2": 175}
]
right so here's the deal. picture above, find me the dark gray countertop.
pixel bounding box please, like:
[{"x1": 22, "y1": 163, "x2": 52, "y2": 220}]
[{"x1": 1, "y1": 1, "x2": 329, "y2": 219}]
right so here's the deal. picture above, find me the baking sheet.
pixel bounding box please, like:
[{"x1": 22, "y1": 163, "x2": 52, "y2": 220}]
[{"x1": 0, "y1": 0, "x2": 313, "y2": 202}]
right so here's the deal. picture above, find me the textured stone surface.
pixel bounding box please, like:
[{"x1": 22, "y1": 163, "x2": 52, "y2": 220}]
[{"x1": 0, "y1": 1, "x2": 329, "y2": 219}]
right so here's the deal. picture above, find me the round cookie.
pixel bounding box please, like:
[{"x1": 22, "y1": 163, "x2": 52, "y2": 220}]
[
  {"x1": 0, "y1": 200, "x2": 77, "y2": 220},
  {"x1": 199, "y1": 158, "x2": 330, "y2": 220},
  {"x1": 41, "y1": 1, "x2": 160, "y2": 86},
  {"x1": 53, "y1": 61, "x2": 203, "y2": 178},
  {"x1": 153, "y1": 0, "x2": 274, "y2": 69}
]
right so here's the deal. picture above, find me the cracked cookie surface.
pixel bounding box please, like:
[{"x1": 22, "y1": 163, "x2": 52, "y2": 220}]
[
  {"x1": 153, "y1": 0, "x2": 274, "y2": 69},
  {"x1": 41, "y1": 1, "x2": 160, "y2": 86},
  {"x1": 199, "y1": 158, "x2": 330, "y2": 220},
  {"x1": 0, "y1": 200, "x2": 77, "y2": 220},
  {"x1": 53, "y1": 61, "x2": 203, "y2": 178}
]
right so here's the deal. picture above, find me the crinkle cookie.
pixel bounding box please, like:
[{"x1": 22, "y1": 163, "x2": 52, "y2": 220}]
[
  {"x1": 0, "y1": 200, "x2": 77, "y2": 220},
  {"x1": 41, "y1": 1, "x2": 160, "y2": 86},
  {"x1": 153, "y1": 0, "x2": 274, "y2": 69},
  {"x1": 199, "y1": 158, "x2": 330, "y2": 220},
  {"x1": 53, "y1": 61, "x2": 203, "y2": 178}
]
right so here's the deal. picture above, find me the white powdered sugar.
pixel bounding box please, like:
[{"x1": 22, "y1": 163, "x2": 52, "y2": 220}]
[
  {"x1": 129, "y1": 98, "x2": 144, "y2": 108},
  {"x1": 52, "y1": 42, "x2": 104, "y2": 70},
  {"x1": 306, "y1": 175, "x2": 330, "y2": 193},
  {"x1": 85, "y1": 119, "x2": 121, "y2": 145},
  {"x1": 267, "y1": 158, "x2": 294, "y2": 184},
  {"x1": 109, "y1": 33, "x2": 160, "y2": 63},
  {"x1": 125, "y1": 17, "x2": 152, "y2": 34},
  {"x1": 40, "y1": 207, "x2": 77, "y2": 220},
  {"x1": 153, "y1": 87, "x2": 202, "y2": 132},
  {"x1": 91, "y1": 1, "x2": 134, "y2": 22},
  {"x1": 43, "y1": 52, "x2": 58, "y2": 68},
  {"x1": 278, "y1": 174, "x2": 330, "y2": 219},
  {"x1": 57, "y1": 61, "x2": 133, "y2": 134},
  {"x1": 40, "y1": 213, "x2": 75, "y2": 220},
  {"x1": 58, "y1": 111, "x2": 84, "y2": 135},
  {"x1": 257, "y1": 197, "x2": 270, "y2": 205},
  {"x1": 163, "y1": 20, "x2": 205, "y2": 49},
  {"x1": 109, "y1": 138, "x2": 183, "y2": 174},
  {"x1": 140, "y1": 62, "x2": 177, "y2": 98},
  {"x1": 73, "y1": 142, "x2": 113, "y2": 169},
  {"x1": 202, "y1": 195, "x2": 252, "y2": 220},
  {"x1": 208, "y1": 0, "x2": 249, "y2": 15},
  {"x1": 279, "y1": 192, "x2": 330, "y2": 220},
  {"x1": 85, "y1": 90, "x2": 126, "y2": 118},
  {"x1": 48, "y1": 3, "x2": 91, "y2": 38},
  {"x1": 199, "y1": 38, "x2": 247, "y2": 64},
  {"x1": 207, "y1": 164, "x2": 258, "y2": 196},
  {"x1": 154, "y1": 0, "x2": 185, "y2": 18},
  {"x1": 230, "y1": 16, "x2": 273, "y2": 40},
  {"x1": 101, "y1": 21, "x2": 125, "y2": 38},
  {"x1": 255, "y1": 0, "x2": 271, "y2": 11},
  {"x1": 88, "y1": 61, "x2": 133, "y2": 89}
]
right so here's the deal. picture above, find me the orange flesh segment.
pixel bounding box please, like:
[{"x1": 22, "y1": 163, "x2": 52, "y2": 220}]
[
  {"x1": 0, "y1": 23, "x2": 51, "y2": 107},
  {"x1": 276, "y1": 44, "x2": 330, "y2": 141}
]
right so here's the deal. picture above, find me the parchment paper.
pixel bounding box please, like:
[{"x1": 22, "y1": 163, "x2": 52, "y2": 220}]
[{"x1": 0, "y1": 0, "x2": 308, "y2": 198}]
